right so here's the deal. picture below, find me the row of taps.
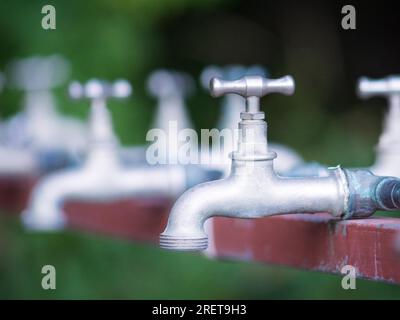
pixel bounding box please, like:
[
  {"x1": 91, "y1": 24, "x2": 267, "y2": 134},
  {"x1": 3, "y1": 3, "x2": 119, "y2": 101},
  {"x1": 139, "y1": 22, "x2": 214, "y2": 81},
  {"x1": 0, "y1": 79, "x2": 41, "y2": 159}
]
[{"x1": 0, "y1": 55, "x2": 399, "y2": 251}]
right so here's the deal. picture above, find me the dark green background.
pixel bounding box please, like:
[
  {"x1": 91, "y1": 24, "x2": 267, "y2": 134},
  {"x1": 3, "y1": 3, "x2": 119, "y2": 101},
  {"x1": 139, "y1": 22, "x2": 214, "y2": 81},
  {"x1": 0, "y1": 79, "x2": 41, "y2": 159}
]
[{"x1": 0, "y1": 0, "x2": 400, "y2": 299}]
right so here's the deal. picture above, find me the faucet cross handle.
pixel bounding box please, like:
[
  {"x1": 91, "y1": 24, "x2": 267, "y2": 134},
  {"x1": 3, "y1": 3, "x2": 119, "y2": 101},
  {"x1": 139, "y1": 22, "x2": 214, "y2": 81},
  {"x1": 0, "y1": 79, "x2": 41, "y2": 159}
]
[
  {"x1": 69, "y1": 79, "x2": 131, "y2": 145},
  {"x1": 69, "y1": 79, "x2": 132, "y2": 101},
  {"x1": 357, "y1": 76, "x2": 400, "y2": 100},
  {"x1": 7, "y1": 55, "x2": 70, "y2": 92},
  {"x1": 210, "y1": 75, "x2": 295, "y2": 119},
  {"x1": 200, "y1": 65, "x2": 267, "y2": 91},
  {"x1": 147, "y1": 70, "x2": 194, "y2": 99}
]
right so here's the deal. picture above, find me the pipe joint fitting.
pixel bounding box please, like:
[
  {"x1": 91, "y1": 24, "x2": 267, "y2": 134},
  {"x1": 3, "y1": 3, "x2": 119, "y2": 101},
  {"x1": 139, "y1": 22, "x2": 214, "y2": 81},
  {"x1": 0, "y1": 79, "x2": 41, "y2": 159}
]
[{"x1": 343, "y1": 169, "x2": 400, "y2": 219}]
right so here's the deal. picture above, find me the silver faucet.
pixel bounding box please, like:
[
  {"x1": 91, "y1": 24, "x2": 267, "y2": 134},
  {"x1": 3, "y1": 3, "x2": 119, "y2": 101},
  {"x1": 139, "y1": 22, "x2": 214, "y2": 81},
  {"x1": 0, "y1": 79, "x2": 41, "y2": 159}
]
[
  {"x1": 160, "y1": 75, "x2": 400, "y2": 251},
  {"x1": 147, "y1": 69, "x2": 195, "y2": 161},
  {"x1": 0, "y1": 70, "x2": 38, "y2": 175},
  {"x1": 357, "y1": 76, "x2": 400, "y2": 177},
  {"x1": 121, "y1": 70, "x2": 196, "y2": 165},
  {"x1": 148, "y1": 69, "x2": 194, "y2": 131},
  {"x1": 22, "y1": 78, "x2": 220, "y2": 231},
  {"x1": 289, "y1": 75, "x2": 400, "y2": 178},
  {"x1": 200, "y1": 65, "x2": 303, "y2": 175},
  {"x1": 4, "y1": 55, "x2": 88, "y2": 171}
]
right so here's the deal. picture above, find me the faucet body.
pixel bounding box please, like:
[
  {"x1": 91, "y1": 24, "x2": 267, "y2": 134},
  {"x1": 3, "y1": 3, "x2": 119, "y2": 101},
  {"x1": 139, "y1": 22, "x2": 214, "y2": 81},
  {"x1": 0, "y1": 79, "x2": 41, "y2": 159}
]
[
  {"x1": 0, "y1": 146, "x2": 38, "y2": 176},
  {"x1": 6, "y1": 90, "x2": 88, "y2": 169},
  {"x1": 147, "y1": 70, "x2": 195, "y2": 162},
  {"x1": 371, "y1": 93, "x2": 400, "y2": 176},
  {"x1": 161, "y1": 75, "x2": 400, "y2": 251},
  {"x1": 161, "y1": 156, "x2": 347, "y2": 250},
  {"x1": 3, "y1": 55, "x2": 88, "y2": 172},
  {"x1": 0, "y1": 71, "x2": 39, "y2": 175}
]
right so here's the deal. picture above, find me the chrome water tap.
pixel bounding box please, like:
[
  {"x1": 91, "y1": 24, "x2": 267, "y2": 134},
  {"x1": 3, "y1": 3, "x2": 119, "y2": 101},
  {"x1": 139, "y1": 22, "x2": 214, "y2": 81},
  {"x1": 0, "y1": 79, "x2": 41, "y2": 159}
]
[
  {"x1": 22, "y1": 78, "x2": 220, "y2": 231},
  {"x1": 147, "y1": 69, "x2": 195, "y2": 162},
  {"x1": 287, "y1": 76, "x2": 400, "y2": 178},
  {"x1": 200, "y1": 65, "x2": 303, "y2": 175},
  {"x1": 357, "y1": 76, "x2": 400, "y2": 177},
  {"x1": 111, "y1": 70, "x2": 196, "y2": 166},
  {"x1": 0, "y1": 70, "x2": 38, "y2": 175},
  {"x1": 148, "y1": 69, "x2": 194, "y2": 131},
  {"x1": 160, "y1": 74, "x2": 400, "y2": 251},
  {"x1": 4, "y1": 55, "x2": 88, "y2": 171}
]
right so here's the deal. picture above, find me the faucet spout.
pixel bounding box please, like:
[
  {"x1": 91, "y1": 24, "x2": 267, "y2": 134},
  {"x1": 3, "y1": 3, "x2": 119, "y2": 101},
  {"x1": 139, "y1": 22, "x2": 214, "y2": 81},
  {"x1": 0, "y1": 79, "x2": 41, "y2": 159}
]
[
  {"x1": 22, "y1": 160, "x2": 191, "y2": 231},
  {"x1": 22, "y1": 169, "x2": 84, "y2": 230},
  {"x1": 160, "y1": 160, "x2": 347, "y2": 251}
]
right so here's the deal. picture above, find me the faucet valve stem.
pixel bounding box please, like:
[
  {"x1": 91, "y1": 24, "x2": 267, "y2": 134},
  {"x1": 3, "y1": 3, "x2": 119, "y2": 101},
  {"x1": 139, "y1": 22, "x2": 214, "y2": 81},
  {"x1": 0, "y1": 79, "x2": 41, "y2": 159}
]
[{"x1": 69, "y1": 79, "x2": 132, "y2": 101}]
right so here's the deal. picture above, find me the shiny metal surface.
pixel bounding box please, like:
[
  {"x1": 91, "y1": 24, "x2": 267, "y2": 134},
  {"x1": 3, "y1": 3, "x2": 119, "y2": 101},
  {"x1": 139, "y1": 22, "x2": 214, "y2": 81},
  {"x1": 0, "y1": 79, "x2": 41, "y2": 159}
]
[{"x1": 160, "y1": 75, "x2": 400, "y2": 251}]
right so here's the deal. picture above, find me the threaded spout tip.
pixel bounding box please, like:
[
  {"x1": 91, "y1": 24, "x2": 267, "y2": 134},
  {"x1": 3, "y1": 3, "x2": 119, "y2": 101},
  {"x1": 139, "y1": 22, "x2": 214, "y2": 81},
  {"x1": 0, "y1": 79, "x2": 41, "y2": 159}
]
[{"x1": 160, "y1": 234, "x2": 208, "y2": 251}]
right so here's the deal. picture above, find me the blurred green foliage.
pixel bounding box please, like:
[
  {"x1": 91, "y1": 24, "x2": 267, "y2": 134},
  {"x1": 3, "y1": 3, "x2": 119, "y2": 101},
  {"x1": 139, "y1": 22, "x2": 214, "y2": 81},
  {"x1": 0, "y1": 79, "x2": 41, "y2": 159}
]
[{"x1": 0, "y1": 0, "x2": 399, "y2": 299}]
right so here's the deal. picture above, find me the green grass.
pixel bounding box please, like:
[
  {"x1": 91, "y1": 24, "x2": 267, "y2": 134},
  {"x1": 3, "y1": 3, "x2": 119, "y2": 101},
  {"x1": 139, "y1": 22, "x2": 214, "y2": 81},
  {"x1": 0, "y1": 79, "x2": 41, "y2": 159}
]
[{"x1": 1, "y1": 214, "x2": 400, "y2": 299}]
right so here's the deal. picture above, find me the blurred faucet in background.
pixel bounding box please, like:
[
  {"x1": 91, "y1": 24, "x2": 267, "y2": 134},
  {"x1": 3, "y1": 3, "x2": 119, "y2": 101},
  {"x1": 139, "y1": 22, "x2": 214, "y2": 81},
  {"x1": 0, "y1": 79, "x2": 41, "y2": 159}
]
[
  {"x1": 22, "y1": 78, "x2": 220, "y2": 231},
  {"x1": 0, "y1": 70, "x2": 38, "y2": 176},
  {"x1": 200, "y1": 65, "x2": 303, "y2": 175},
  {"x1": 289, "y1": 75, "x2": 400, "y2": 178},
  {"x1": 147, "y1": 69, "x2": 195, "y2": 161},
  {"x1": 357, "y1": 76, "x2": 400, "y2": 177},
  {"x1": 4, "y1": 55, "x2": 88, "y2": 172},
  {"x1": 119, "y1": 69, "x2": 196, "y2": 165}
]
